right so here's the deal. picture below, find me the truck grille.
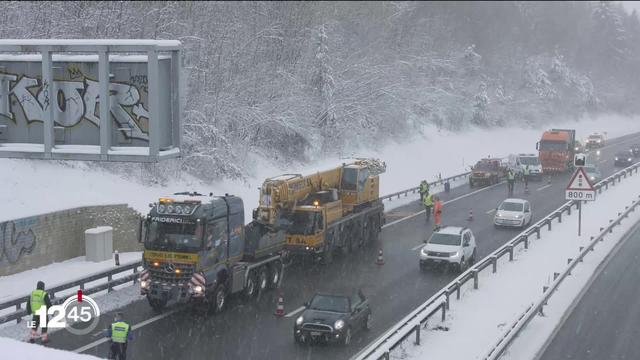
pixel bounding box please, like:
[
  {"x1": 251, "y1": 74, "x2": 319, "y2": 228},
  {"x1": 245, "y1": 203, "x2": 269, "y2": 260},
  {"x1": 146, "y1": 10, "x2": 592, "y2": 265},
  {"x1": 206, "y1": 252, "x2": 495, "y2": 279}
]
[
  {"x1": 148, "y1": 263, "x2": 195, "y2": 284},
  {"x1": 302, "y1": 323, "x2": 333, "y2": 333}
]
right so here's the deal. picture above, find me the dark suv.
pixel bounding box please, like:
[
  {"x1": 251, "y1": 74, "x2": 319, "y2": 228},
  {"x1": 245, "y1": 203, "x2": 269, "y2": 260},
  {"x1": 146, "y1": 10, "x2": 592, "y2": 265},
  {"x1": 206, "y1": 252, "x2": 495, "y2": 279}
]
[
  {"x1": 614, "y1": 151, "x2": 634, "y2": 167},
  {"x1": 294, "y1": 292, "x2": 371, "y2": 346}
]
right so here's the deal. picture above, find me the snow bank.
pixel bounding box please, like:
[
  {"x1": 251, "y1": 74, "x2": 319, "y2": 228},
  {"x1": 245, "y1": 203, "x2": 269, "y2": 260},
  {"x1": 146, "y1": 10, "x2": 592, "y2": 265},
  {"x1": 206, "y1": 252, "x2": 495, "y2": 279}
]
[
  {"x1": 0, "y1": 337, "x2": 100, "y2": 359},
  {"x1": 0, "y1": 114, "x2": 638, "y2": 224},
  {"x1": 391, "y1": 163, "x2": 640, "y2": 359}
]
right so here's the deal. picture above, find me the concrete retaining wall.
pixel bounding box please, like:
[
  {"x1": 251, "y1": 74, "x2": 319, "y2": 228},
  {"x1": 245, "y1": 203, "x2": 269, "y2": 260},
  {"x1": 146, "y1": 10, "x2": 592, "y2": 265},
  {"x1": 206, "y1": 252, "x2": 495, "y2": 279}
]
[{"x1": 0, "y1": 204, "x2": 142, "y2": 276}]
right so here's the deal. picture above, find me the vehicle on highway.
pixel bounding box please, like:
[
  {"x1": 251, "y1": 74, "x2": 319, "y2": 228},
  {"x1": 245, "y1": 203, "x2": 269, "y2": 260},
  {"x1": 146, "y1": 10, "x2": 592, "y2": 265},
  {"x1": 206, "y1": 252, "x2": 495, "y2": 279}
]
[
  {"x1": 419, "y1": 226, "x2": 477, "y2": 272},
  {"x1": 574, "y1": 140, "x2": 584, "y2": 153},
  {"x1": 586, "y1": 132, "x2": 606, "y2": 149},
  {"x1": 614, "y1": 151, "x2": 634, "y2": 167},
  {"x1": 294, "y1": 292, "x2": 371, "y2": 346},
  {"x1": 469, "y1": 158, "x2": 506, "y2": 188},
  {"x1": 630, "y1": 144, "x2": 640, "y2": 157},
  {"x1": 537, "y1": 128, "x2": 576, "y2": 173},
  {"x1": 517, "y1": 153, "x2": 543, "y2": 181},
  {"x1": 584, "y1": 164, "x2": 601, "y2": 184},
  {"x1": 494, "y1": 198, "x2": 533, "y2": 228}
]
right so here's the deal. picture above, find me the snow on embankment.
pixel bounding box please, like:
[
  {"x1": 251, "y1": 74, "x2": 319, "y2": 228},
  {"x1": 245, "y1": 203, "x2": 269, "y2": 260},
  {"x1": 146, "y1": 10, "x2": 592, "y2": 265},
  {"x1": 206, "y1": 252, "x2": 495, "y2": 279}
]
[
  {"x1": 0, "y1": 114, "x2": 638, "y2": 223},
  {"x1": 0, "y1": 337, "x2": 100, "y2": 359}
]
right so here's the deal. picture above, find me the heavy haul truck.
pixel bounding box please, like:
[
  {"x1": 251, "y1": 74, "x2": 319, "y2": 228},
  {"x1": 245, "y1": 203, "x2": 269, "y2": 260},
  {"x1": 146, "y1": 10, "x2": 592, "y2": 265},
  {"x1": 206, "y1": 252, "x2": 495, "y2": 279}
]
[
  {"x1": 537, "y1": 128, "x2": 576, "y2": 173},
  {"x1": 139, "y1": 193, "x2": 284, "y2": 312},
  {"x1": 254, "y1": 158, "x2": 386, "y2": 263},
  {"x1": 138, "y1": 159, "x2": 386, "y2": 311}
]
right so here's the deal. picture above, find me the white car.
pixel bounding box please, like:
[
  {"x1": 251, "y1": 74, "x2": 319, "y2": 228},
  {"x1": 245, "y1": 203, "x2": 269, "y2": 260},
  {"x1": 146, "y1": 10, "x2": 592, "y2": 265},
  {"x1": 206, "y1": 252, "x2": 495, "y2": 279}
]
[
  {"x1": 494, "y1": 198, "x2": 533, "y2": 228},
  {"x1": 419, "y1": 226, "x2": 477, "y2": 272}
]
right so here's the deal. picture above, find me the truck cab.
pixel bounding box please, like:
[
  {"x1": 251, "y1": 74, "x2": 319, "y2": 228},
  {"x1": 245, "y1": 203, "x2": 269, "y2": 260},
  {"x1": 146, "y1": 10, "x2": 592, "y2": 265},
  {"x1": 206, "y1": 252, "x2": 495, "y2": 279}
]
[
  {"x1": 140, "y1": 193, "x2": 282, "y2": 313},
  {"x1": 537, "y1": 129, "x2": 575, "y2": 173}
]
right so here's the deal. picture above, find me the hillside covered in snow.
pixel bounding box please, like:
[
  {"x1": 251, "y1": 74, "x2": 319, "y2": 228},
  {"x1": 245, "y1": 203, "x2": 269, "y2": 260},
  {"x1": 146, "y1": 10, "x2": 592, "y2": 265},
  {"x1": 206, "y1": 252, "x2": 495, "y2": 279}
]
[{"x1": 2, "y1": 2, "x2": 639, "y2": 182}]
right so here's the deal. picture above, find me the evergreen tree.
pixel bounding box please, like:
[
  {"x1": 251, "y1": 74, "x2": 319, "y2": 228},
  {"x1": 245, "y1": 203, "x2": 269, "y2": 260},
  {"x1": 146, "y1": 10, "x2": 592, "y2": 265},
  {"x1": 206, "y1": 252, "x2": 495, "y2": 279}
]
[{"x1": 311, "y1": 24, "x2": 337, "y2": 154}]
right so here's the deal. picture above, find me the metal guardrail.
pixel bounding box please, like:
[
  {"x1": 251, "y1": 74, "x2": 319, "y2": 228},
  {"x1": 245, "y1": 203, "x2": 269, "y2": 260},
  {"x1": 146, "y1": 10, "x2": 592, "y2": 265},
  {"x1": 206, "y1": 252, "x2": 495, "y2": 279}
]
[
  {"x1": 352, "y1": 162, "x2": 640, "y2": 360},
  {"x1": 482, "y1": 174, "x2": 640, "y2": 360},
  {"x1": 0, "y1": 261, "x2": 143, "y2": 325},
  {"x1": 379, "y1": 172, "x2": 471, "y2": 202}
]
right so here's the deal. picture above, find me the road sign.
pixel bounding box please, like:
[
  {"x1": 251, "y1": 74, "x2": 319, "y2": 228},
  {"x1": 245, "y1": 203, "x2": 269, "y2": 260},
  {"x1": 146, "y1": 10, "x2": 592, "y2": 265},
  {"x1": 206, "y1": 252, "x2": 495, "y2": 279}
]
[{"x1": 565, "y1": 167, "x2": 595, "y2": 201}]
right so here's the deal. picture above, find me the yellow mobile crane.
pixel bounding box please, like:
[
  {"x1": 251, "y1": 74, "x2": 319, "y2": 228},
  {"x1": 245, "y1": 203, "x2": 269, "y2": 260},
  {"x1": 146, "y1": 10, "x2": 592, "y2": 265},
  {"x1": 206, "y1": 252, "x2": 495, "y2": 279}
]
[{"x1": 252, "y1": 159, "x2": 386, "y2": 263}]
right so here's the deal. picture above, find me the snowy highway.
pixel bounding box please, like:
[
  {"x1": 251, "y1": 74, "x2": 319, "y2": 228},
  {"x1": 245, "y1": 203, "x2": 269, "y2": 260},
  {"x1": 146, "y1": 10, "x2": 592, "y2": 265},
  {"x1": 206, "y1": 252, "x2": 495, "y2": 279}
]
[{"x1": 46, "y1": 132, "x2": 640, "y2": 360}]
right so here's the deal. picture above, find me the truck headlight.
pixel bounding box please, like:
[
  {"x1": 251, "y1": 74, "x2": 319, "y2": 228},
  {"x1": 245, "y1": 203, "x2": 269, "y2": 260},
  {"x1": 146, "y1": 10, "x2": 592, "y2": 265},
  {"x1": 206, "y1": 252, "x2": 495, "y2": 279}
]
[
  {"x1": 193, "y1": 285, "x2": 203, "y2": 294},
  {"x1": 615, "y1": 157, "x2": 619, "y2": 161},
  {"x1": 140, "y1": 280, "x2": 149, "y2": 289},
  {"x1": 334, "y1": 319, "x2": 345, "y2": 330},
  {"x1": 296, "y1": 316, "x2": 304, "y2": 326},
  {"x1": 629, "y1": 158, "x2": 633, "y2": 162},
  {"x1": 449, "y1": 251, "x2": 459, "y2": 258},
  {"x1": 596, "y1": 150, "x2": 601, "y2": 155},
  {"x1": 589, "y1": 176, "x2": 595, "y2": 181}
]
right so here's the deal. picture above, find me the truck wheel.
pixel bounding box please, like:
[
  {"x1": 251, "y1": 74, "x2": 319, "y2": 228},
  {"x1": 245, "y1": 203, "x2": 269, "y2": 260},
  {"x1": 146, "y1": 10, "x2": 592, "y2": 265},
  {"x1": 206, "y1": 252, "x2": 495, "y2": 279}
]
[
  {"x1": 213, "y1": 284, "x2": 227, "y2": 313},
  {"x1": 258, "y1": 267, "x2": 268, "y2": 293},
  {"x1": 268, "y1": 262, "x2": 281, "y2": 289},
  {"x1": 243, "y1": 271, "x2": 258, "y2": 299}
]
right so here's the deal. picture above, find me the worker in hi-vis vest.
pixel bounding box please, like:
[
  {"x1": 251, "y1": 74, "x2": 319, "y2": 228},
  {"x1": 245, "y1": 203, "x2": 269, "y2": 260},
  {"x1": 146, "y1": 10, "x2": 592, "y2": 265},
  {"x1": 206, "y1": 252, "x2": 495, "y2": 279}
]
[
  {"x1": 27, "y1": 281, "x2": 52, "y2": 343},
  {"x1": 106, "y1": 312, "x2": 133, "y2": 360}
]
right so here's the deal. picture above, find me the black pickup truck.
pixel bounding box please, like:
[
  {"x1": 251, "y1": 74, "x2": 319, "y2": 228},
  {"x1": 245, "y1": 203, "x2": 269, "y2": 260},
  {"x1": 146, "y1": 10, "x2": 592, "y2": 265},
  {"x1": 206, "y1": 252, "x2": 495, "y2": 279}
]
[{"x1": 293, "y1": 291, "x2": 371, "y2": 346}]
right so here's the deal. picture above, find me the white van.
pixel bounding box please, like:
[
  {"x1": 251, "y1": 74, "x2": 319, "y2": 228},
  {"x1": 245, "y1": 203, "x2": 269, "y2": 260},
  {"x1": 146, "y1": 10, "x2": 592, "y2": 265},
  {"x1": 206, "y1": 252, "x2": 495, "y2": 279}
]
[{"x1": 516, "y1": 153, "x2": 543, "y2": 180}]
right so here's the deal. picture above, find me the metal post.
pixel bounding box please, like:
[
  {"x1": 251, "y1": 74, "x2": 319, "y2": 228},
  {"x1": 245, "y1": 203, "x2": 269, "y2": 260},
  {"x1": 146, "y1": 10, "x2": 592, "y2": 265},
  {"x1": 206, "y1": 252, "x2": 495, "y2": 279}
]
[
  {"x1": 558, "y1": 212, "x2": 562, "y2": 223},
  {"x1": 98, "y1": 49, "x2": 111, "y2": 159},
  {"x1": 492, "y1": 256, "x2": 497, "y2": 273},
  {"x1": 41, "y1": 49, "x2": 54, "y2": 158},
  {"x1": 133, "y1": 266, "x2": 138, "y2": 285},
  {"x1": 108, "y1": 274, "x2": 113, "y2": 292},
  {"x1": 609, "y1": 220, "x2": 613, "y2": 233},
  {"x1": 147, "y1": 50, "x2": 160, "y2": 159},
  {"x1": 171, "y1": 49, "x2": 182, "y2": 150},
  {"x1": 524, "y1": 236, "x2": 529, "y2": 250},
  {"x1": 473, "y1": 269, "x2": 479, "y2": 289},
  {"x1": 578, "y1": 201, "x2": 582, "y2": 237},
  {"x1": 414, "y1": 324, "x2": 420, "y2": 345},
  {"x1": 445, "y1": 292, "x2": 450, "y2": 310},
  {"x1": 15, "y1": 303, "x2": 21, "y2": 324},
  {"x1": 508, "y1": 244, "x2": 514, "y2": 261},
  {"x1": 456, "y1": 282, "x2": 461, "y2": 300},
  {"x1": 547, "y1": 219, "x2": 552, "y2": 231},
  {"x1": 553, "y1": 272, "x2": 560, "y2": 280},
  {"x1": 543, "y1": 286, "x2": 549, "y2": 305},
  {"x1": 536, "y1": 227, "x2": 541, "y2": 239},
  {"x1": 441, "y1": 303, "x2": 446, "y2": 321}
]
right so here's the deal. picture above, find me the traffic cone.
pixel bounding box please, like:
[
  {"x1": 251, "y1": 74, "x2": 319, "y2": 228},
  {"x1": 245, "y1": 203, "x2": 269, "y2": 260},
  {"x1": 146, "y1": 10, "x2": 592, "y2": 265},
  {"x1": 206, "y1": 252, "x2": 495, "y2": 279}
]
[
  {"x1": 468, "y1": 208, "x2": 473, "y2": 221},
  {"x1": 376, "y1": 249, "x2": 385, "y2": 265},
  {"x1": 275, "y1": 294, "x2": 285, "y2": 317}
]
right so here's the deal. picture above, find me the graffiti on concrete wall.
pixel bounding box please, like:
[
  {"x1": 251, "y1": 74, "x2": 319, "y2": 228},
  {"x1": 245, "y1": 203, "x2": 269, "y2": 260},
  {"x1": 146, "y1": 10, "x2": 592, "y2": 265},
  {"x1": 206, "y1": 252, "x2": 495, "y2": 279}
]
[
  {"x1": 0, "y1": 217, "x2": 37, "y2": 264},
  {"x1": 0, "y1": 64, "x2": 150, "y2": 141}
]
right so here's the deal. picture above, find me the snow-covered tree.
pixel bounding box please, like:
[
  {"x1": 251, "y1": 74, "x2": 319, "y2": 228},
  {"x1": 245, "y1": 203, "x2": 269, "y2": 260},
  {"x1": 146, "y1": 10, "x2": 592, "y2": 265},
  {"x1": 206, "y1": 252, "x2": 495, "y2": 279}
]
[{"x1": 311, "y1": 24, "x2": 338, "y2": 155}]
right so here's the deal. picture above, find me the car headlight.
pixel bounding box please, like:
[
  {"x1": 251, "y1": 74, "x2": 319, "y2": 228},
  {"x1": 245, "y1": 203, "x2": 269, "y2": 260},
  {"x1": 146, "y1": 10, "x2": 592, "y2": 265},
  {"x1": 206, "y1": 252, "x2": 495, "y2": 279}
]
[
  {"x1": 421, "y1": 247, "x2": 428, "y2": 256},
  {"x1": 515, "y1": 214, "x2": 523, "y2": 219},
  {"x1": 615, "y1": 157, "x2": 619, "y2": 161},
  {"x1": 296, "y1": 316, "x2": 304, "y2": 326},
  {"x1": 629, "y1": 158, "x2": 633, "y2": 161},
  {"x1": 449, "y1": 251, "x2": 459, "y2": 257},
  {"x1": 589, "y1": 176, "x2": 595, "y2": 181},
  {"x1": 140, "y1": 280, "x2": 149, "y2": 289},
  {"x1": 334, "y1": 319, "x2": 345, "y2": 330},
  {"x1": 597, "y1": 140, "x2": 601, "y2": 143}
]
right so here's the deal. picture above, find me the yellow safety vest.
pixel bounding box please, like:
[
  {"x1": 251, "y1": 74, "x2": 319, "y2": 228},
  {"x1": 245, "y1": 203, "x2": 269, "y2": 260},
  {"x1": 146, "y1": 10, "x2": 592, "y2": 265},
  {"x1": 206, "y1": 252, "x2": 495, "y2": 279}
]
[
  {"x1": 30, "y1": 289, "x2": 46, "y2": 313},
  {"x1": 423, "y1": 194, "x2": 433, "y2": 207},
  {"x1": 111, "y1": 322, "x2": 130, "y2": 343}
]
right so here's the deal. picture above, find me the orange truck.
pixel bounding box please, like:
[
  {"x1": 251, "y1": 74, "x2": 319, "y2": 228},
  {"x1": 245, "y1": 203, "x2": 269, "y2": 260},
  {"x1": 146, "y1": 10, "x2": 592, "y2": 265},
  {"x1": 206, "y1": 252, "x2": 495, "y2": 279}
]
[{"x1": 536, "y1": 128, "x2": 576, "y2": 173}]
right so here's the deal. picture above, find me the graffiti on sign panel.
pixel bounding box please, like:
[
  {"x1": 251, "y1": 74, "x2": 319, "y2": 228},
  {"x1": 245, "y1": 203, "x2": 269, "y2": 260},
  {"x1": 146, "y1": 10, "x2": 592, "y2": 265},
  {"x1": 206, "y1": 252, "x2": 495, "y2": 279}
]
[{"x1": 0, "y1": 64, "x2": 151, "y2": 141}]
